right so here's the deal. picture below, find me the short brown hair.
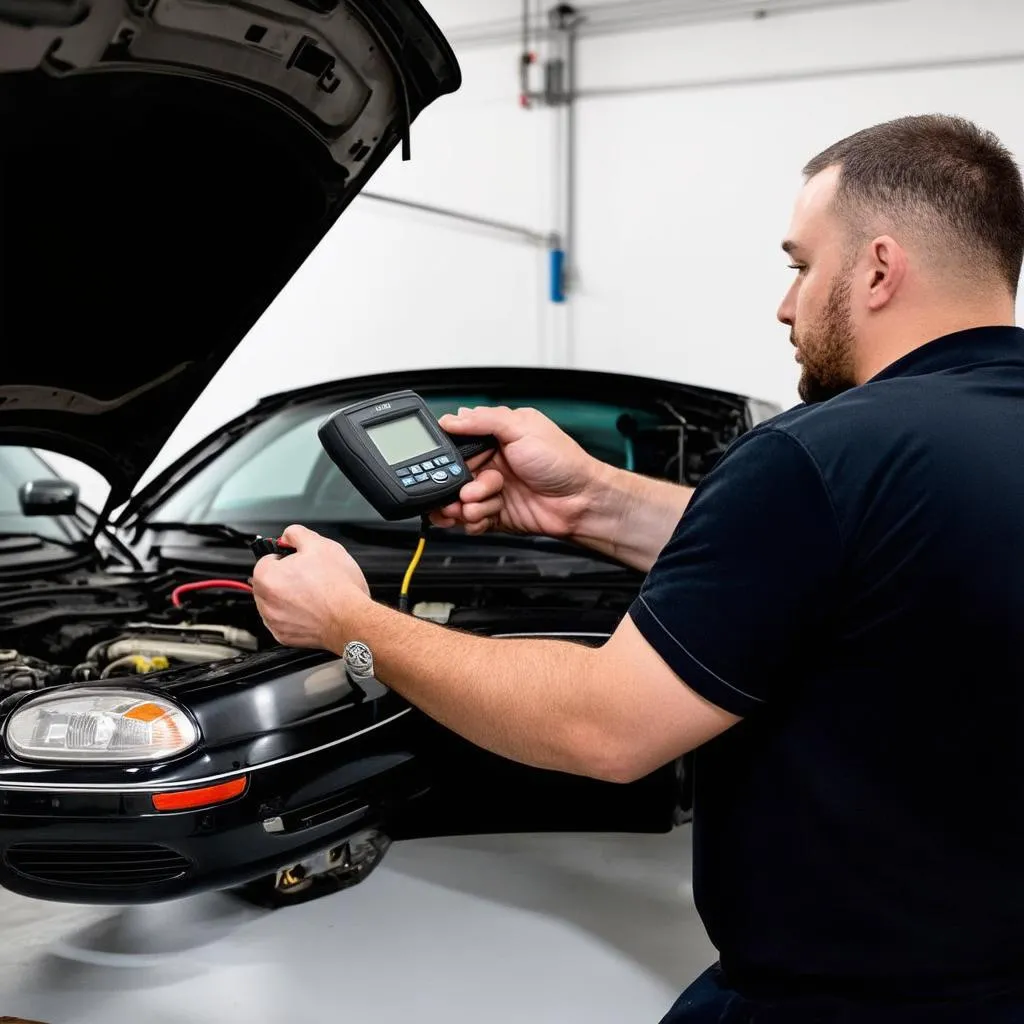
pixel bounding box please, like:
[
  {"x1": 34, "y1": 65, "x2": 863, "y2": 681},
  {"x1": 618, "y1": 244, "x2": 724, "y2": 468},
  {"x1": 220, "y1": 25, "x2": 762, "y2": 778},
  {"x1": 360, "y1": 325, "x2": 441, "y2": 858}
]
[{"x1": 803, "y1": 114, "x2": 1024, "y2": 296}]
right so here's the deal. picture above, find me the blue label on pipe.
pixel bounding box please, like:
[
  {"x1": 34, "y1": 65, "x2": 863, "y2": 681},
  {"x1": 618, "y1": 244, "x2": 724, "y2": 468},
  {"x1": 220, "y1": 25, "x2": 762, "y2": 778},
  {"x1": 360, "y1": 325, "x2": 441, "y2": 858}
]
[{"x1": 549, "y1": 248, "x2": 566, "y2": 303}]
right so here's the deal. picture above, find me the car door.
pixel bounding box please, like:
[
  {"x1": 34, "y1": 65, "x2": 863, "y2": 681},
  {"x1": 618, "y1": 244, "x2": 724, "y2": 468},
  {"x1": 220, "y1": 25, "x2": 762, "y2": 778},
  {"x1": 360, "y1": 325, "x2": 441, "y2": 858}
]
[
  {"x1": 392, "y1": 724, "x2": 692, "y2": 843},
  {"x1": 387, "y1": 630, "x2": 694, "y2": 843},
  {"x1": 395, "y1": 733, "x2": 692, "y2": 843}
]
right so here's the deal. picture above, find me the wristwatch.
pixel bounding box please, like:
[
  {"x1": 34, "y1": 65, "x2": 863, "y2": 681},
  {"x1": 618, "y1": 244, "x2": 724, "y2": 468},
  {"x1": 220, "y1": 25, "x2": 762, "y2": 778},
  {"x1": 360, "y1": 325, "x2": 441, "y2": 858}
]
[{"x1": 343, "y1": 640, "x2": 375, "y2": 679}]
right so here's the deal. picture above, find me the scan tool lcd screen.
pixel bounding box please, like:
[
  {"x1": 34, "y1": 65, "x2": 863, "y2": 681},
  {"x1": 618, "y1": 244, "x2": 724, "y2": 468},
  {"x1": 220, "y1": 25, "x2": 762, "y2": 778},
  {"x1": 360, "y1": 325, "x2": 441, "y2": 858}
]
[{"x1": 365, "y1": 414, "x2": 437, "y2": 465}]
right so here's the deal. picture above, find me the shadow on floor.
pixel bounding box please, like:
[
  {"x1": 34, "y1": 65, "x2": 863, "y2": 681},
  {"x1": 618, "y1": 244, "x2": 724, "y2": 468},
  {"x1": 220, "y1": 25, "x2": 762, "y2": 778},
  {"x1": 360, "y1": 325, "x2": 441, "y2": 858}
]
[{"x1": 14, "y1": 892, "x2": 269, "y2": 995}]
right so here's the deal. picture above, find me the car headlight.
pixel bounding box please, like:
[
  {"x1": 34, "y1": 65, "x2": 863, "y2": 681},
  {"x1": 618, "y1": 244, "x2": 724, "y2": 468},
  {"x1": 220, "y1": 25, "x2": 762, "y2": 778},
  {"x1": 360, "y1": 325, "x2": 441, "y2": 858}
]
[{"x1": 5, "y1": 689, "x2": 199, "y2": 763}]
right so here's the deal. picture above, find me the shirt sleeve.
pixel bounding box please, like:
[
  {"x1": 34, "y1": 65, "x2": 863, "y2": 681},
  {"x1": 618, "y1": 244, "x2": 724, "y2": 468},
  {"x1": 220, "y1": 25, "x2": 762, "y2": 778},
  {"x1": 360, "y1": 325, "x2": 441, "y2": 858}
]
[{"x1": 628, "y1": 426, "x2": 843, "y2": 717}]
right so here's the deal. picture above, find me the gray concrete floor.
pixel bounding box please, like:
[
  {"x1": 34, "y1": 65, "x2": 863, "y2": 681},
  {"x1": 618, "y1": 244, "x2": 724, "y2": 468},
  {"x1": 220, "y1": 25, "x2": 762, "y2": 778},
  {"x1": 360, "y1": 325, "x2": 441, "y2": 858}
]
[{"x1": 0, "y1": 826, "x2": 715, "y2": 1023}]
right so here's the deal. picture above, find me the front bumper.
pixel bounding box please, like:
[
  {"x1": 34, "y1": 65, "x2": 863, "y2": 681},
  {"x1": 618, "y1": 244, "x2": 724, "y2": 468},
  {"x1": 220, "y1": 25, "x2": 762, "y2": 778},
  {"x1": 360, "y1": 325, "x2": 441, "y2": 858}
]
[{"x1": 0, "y1": 732, "x2": 427, "y2": 904}]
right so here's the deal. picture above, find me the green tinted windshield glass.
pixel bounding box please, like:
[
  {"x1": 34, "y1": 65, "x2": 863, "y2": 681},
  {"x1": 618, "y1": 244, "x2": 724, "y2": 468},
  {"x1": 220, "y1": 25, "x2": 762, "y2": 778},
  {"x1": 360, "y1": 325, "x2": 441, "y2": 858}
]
[{"x1": 156, "y1": 394, "x2": 678, "y2": 528}]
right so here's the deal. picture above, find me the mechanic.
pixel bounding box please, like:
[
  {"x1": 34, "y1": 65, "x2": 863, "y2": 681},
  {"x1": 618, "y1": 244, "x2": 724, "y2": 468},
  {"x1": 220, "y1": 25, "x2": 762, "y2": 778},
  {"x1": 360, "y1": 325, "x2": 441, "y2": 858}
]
[{"x1": 252, "y1": 113, "x2": 1024, "y2": 1023}]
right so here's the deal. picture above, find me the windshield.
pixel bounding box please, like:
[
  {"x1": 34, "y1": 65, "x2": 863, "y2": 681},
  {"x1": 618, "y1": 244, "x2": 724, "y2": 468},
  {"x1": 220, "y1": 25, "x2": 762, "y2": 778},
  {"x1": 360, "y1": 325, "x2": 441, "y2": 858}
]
[
  {"x1": 0, "y1": 446, "x2": 83, "y2": 543},
  {"x1": 154, "y1": 393, "x2": 689, "y2": 531}
]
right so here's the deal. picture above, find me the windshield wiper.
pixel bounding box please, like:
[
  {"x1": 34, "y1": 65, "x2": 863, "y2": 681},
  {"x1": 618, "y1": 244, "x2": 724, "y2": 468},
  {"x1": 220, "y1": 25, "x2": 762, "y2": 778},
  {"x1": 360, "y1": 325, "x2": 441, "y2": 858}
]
[{"x1": 143, "y1": 521, "x2": 257, "y2": 545}]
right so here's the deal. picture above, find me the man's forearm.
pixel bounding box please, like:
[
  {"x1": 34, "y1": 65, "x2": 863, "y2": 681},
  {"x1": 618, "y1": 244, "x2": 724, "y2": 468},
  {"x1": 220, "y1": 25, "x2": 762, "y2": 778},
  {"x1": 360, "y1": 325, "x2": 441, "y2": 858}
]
[
  {"x1": 573, "y1": 462, "x2": 693, "y2": 571},
  {"x1": 332, "y1": 598, "x2": 634, "y2": 781}
]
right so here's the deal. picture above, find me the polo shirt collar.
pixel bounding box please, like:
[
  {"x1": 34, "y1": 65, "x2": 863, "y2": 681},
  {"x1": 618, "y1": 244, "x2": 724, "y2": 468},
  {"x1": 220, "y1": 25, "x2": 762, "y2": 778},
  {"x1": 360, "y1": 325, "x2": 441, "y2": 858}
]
[{"x1": 869, "y1": 325, "x2": 1024, "y2": 383}]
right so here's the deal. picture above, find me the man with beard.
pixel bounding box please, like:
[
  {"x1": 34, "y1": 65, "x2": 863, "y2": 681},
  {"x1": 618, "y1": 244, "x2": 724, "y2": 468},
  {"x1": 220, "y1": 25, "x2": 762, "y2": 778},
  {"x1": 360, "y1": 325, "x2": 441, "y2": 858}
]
[{"x1": 252, "y1": 114, "x2": 1024, "y2": 1021}]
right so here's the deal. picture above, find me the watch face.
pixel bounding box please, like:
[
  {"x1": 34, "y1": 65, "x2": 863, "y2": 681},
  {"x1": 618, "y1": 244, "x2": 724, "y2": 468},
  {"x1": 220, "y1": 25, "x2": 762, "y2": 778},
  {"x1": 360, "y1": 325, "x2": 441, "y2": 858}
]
[{"x1": 345, "y1": 641, "x2": 373, "y2": 676}]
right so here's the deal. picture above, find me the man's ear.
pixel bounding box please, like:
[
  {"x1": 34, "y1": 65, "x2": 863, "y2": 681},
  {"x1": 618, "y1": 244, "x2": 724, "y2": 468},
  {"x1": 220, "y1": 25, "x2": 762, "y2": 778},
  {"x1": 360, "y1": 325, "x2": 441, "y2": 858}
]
[{"x1": 866, "y1": 235, "x2": 908, "y2": 310}]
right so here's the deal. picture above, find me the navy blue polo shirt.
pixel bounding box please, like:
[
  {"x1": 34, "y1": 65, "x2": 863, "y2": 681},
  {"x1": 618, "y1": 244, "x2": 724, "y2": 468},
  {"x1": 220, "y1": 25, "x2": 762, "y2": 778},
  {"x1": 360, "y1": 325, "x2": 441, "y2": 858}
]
[{"x1": 630, "y1": 326, "x2": 1024, "y2": 1001}]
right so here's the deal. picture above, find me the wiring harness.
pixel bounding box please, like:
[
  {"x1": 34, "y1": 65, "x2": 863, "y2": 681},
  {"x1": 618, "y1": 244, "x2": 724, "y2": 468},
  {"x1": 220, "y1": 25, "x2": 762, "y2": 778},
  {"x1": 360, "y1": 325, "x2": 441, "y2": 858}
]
[{"x1": 170, "y1": 518, "x2": 431, "y2": 619}]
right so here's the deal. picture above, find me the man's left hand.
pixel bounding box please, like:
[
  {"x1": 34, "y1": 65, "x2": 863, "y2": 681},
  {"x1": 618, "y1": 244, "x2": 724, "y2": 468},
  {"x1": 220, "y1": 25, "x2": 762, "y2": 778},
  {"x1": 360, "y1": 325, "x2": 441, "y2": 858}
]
[{"x1": 251, "y1": 524, "x2": 370, "y2": 651}]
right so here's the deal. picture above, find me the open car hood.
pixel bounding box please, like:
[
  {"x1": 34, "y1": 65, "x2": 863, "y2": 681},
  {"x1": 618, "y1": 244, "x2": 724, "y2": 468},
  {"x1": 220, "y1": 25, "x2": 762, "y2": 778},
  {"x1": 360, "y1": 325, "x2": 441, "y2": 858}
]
[{"x1": 0, "y1": 0, "x2": 460, "y2": 508}]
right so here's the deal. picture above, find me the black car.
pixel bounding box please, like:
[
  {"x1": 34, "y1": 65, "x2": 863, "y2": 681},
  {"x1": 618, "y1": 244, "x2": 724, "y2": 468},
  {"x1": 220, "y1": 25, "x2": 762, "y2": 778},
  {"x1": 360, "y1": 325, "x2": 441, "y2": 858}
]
[{"x1": 0, "y1": 0, "x2": 781, "y2": 909}]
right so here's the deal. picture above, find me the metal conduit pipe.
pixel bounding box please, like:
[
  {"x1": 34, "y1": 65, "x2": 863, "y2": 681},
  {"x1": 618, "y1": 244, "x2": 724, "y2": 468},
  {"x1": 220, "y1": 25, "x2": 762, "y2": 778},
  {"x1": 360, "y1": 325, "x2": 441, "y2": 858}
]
[
  {"x1": 359, "y1": 192, "x2": 556, "y2": 248},
  {"x1": 445, "y1": 0, "x2": 895, "y2": 48},
  {"x1": 576, "y1": 49, "x2": 1024, "y2": 99}
]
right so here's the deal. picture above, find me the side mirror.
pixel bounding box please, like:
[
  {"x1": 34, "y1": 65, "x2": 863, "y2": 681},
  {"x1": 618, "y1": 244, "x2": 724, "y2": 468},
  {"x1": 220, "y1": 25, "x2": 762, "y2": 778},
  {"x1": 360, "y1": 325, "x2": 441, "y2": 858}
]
[{"x1": 19, "y1": 479, "x2": 80, "y2": 517}]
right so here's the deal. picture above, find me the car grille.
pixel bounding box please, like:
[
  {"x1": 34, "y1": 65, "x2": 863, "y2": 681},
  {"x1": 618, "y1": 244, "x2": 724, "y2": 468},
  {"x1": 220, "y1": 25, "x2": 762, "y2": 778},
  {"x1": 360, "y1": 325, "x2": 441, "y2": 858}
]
[{"x1": 4, "y1": 842, "x2": 191, "y2": 888}]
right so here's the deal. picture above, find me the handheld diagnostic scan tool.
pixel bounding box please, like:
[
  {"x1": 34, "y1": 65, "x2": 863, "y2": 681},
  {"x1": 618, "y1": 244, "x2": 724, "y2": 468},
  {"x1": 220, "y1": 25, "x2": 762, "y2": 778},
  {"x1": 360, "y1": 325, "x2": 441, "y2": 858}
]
[{"x1": 317, "y1": 391, "x2": 497, "y2": 521}]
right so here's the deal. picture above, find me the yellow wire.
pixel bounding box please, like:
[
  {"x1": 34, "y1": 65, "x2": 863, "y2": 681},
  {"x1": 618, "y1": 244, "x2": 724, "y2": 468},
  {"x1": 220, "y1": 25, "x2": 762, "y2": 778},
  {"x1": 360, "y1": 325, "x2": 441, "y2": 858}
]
[{"x1": 400, "y1": 535, "x2": 426, "y2": 598}]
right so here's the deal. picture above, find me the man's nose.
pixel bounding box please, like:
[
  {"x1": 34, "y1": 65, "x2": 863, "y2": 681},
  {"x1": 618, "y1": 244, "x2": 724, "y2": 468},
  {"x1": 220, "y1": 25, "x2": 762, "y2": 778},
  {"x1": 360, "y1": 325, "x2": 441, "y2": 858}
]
[{"x1": 777, "y1": 284, "x2": 796, "y2": 326}]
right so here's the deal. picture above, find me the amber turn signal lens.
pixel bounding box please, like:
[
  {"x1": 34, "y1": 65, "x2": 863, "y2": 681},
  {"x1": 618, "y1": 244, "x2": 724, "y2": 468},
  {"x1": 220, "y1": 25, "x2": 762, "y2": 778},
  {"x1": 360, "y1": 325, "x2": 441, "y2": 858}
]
[{"x1": 151, "y1": 775, "x2": 247, "y2": 812}]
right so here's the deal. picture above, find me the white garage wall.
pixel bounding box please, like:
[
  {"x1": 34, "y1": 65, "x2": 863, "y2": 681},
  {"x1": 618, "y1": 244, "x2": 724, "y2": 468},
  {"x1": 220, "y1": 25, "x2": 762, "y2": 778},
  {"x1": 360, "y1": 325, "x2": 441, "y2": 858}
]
[
  {"x1": 570, "y1": 0, "x2": 1024, "y2": 412},
  {"x1": 42, "y1": 0, "x2": 1024, "y2": 506}
]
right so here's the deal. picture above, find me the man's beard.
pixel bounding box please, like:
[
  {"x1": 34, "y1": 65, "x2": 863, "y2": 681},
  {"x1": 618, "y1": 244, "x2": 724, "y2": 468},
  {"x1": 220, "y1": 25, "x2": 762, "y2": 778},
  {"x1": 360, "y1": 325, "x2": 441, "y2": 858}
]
[{"x1": 793, "y1": 272, "x2": 858, "y2": 404}]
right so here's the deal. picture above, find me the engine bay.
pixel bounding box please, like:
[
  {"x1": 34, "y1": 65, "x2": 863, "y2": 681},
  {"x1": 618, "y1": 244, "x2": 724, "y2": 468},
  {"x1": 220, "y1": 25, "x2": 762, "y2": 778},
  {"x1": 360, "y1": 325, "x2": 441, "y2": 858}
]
[
  {"x1": 0, "y1": 573, "x2": 266, "y2": 696},
  {"x1": 0, "y1": 564, "x2": 637, "y2": 699}
]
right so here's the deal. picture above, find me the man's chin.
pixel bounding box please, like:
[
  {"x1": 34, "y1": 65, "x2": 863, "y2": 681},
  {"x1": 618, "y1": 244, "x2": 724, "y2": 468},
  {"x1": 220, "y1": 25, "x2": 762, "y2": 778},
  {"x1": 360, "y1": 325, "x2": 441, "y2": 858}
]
[
  {"x1": 797, "y1": 370, "x2": 818, "y2": 403},
  {"x1": 798, "y1": 370, "x2": 852, "y2": 405}
]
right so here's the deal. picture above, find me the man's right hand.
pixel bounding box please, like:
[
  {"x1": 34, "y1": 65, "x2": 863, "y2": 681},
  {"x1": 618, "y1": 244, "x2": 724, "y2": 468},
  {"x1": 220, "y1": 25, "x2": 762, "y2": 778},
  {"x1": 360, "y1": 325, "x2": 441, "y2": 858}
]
[
  {"x1": 433, "y1": 404, "x2": 696, "y2": 573},
  {"x1": 431, "y1": 406, "x2": 603, "y2": 539}
]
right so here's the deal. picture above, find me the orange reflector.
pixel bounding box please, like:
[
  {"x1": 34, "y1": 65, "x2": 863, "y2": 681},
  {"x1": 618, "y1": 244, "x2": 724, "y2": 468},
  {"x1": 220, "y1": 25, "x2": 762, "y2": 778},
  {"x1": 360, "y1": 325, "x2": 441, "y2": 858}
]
[
  {"x1": 125, "y1": 702, "x2": 169, "y2": 723},
  {"x1": 152, "y1": 775, "x2": 248, "y2": 812},
  {"x1": 125, "y1": 702, "x2": 186, "y2": 751}
]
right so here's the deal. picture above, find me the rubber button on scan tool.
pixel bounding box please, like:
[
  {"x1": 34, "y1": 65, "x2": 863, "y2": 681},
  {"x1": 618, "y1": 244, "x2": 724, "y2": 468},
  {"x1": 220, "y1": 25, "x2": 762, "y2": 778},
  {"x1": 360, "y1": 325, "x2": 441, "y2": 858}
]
[
  {"x1": 431, "y1": 470, "x2": 449, "y2": 482},
  {"x1": 448, "y1": 464, "x2": 463, "y2": 476},
  {"x1": 415, "y1": 473, "x2": 429, "y2": 482},
  {"x1": 401, "y1": 477, "x2": 416, "y2": 487}
]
